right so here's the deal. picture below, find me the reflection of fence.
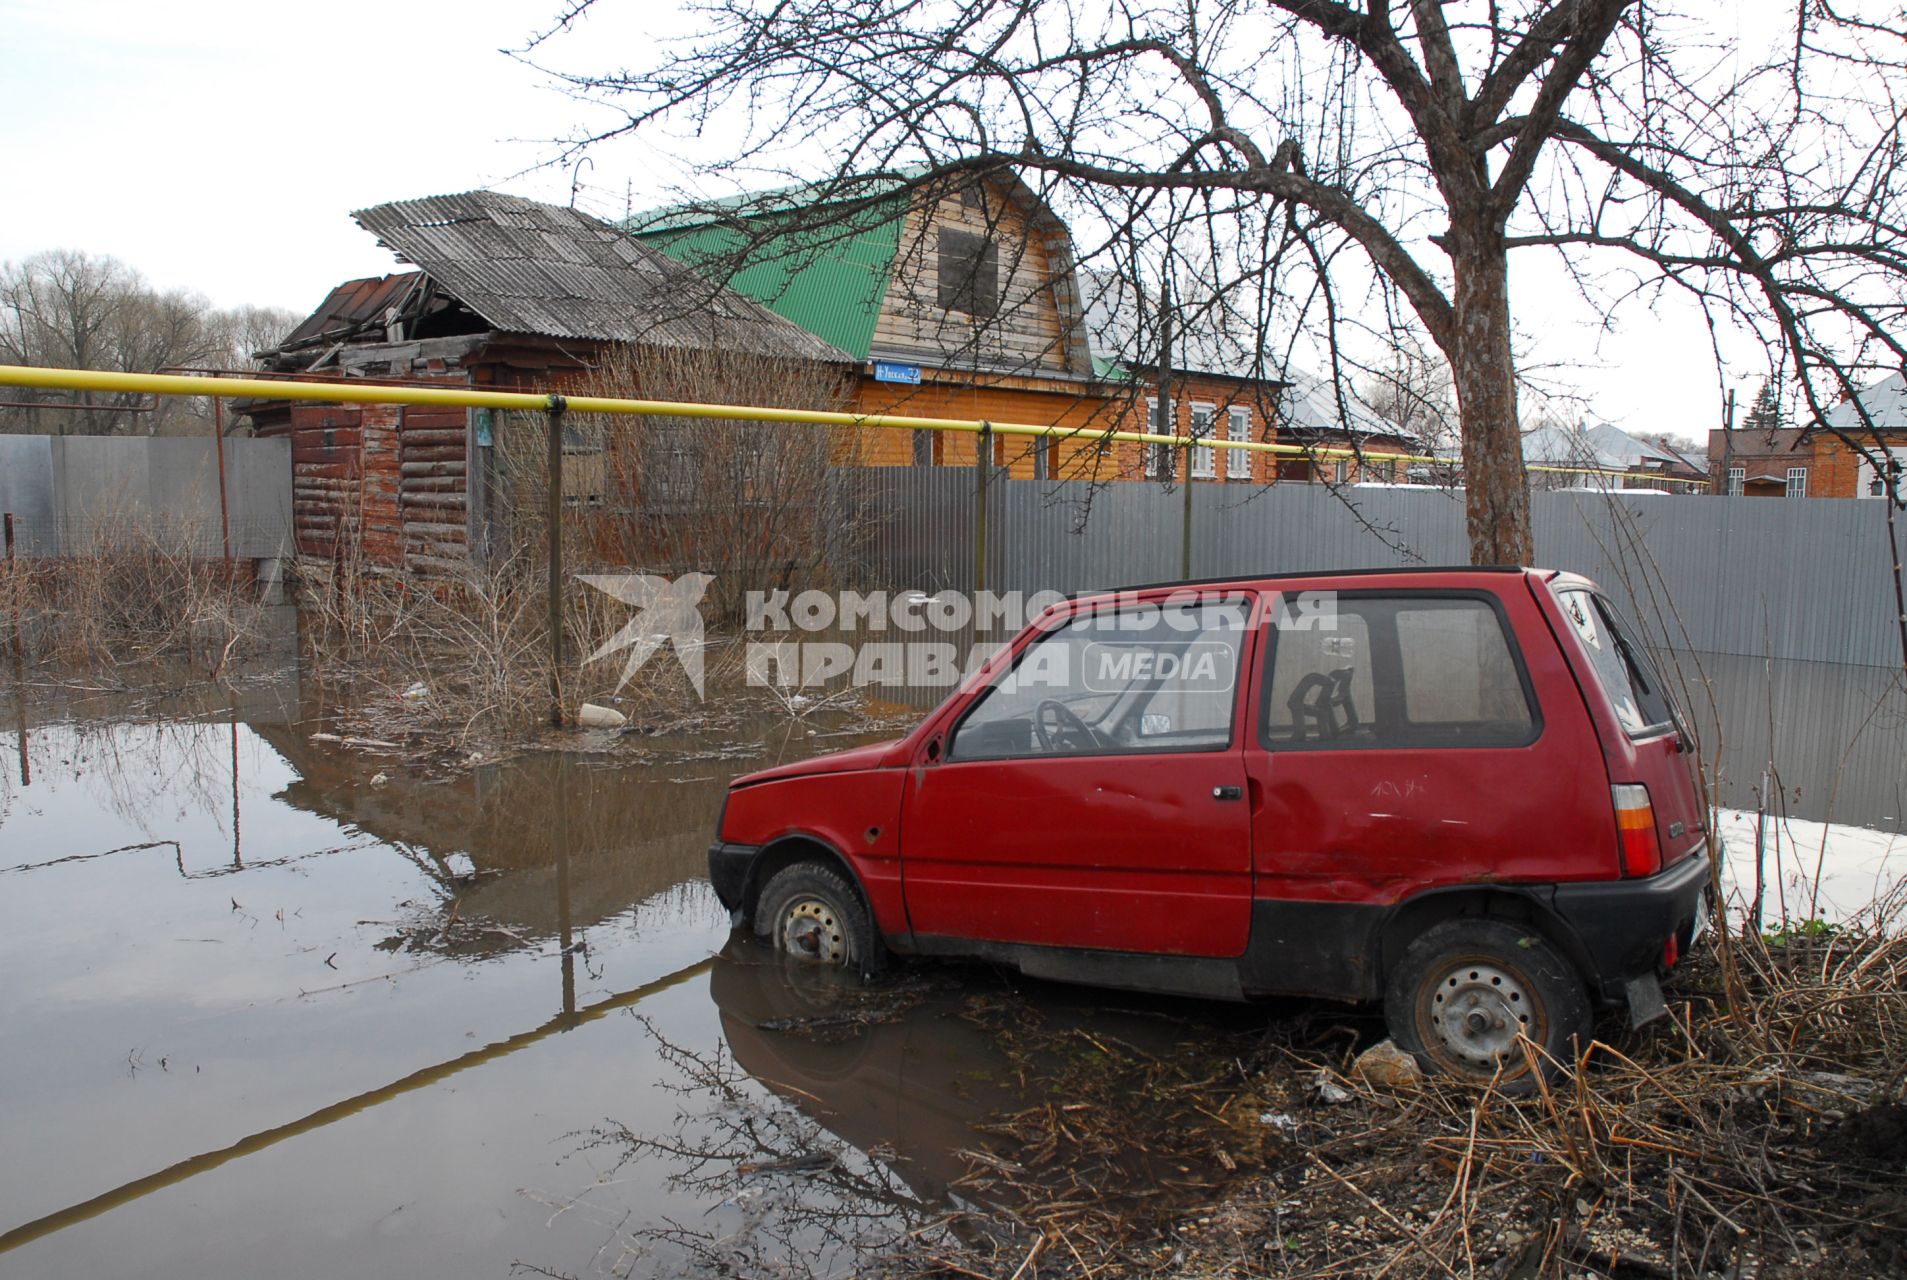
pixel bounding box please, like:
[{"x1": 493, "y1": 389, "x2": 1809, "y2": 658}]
[{"x1": 0, "y1": 435, "x2": 291, "y2": 560}]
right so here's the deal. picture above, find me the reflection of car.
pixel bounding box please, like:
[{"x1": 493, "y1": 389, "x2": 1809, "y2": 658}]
[
  {"x1": 708, "y1": 569, "x2": 1711, "y2": 1085},
  {"x1": 711, "y1": 942, "x2": 1018, "y2": 1205}
]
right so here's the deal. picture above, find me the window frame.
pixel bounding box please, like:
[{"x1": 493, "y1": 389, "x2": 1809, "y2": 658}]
[
  {"x1": 936, "y1": 226, "x2": 1000, "y2": 318},
  {"x1": 1256, "y1": 589, "x2": 1545, "y2": 754},
  {"x1": 1226, "y1": 406, "x2": 1253, "y2": 481},
  {"x1": 1143, "y1": 396, "x2": 1176, "y2": 479},
  {"x1": 1859, "y1": 446, "x2": 1907, "y2": 500},
  {"x1": 947, "y1": 596, "x2": 1257, "y2": 763},
  {"x1": 1726, "y1": 466, "x2": 1745, "y2": 495},
  {"x1": 1785, "y1": 466, "x2": 1808, "y2": 497},
  {"x1": 1189, "y1": 402, "x2": 1217, "y2": 478}
]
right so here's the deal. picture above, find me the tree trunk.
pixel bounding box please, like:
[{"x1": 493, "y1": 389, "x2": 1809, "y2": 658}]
[{"x1": 1448, "y1": 240, "x2": 1532, "y2": 566}]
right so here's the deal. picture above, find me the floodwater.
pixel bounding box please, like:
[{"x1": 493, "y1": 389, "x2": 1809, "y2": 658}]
[
  {"x1": 1, "y1": 647, "x2": 1904, "y2": 1278},
  {"x1": 0, "y1": 672, "x2": 1238, "y2": 1279}
]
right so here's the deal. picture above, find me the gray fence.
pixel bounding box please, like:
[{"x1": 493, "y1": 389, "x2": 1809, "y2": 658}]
[
  {"x1": 0, "y1": 435, "x2": 292, "y2": 560},
  {"x1": 862, "y1": 468, "x2": 1907, "y2": 669}
]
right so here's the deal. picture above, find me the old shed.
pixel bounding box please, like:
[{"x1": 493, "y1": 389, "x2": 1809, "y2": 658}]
[{"x1": 241, "y1": 190, "x2": 847, "y2": 573}]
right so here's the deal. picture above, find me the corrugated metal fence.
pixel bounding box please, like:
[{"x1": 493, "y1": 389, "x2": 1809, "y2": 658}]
[
  {"x1": 860, "y1": 467, "x2": 1907, "y2": 669},
  {"x1": 0, "y1": 435, "x2": 293, "y2": 559}
]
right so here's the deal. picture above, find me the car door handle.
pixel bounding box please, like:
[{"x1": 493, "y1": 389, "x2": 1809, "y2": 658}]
[{"x1": 1212, "y1": 785, "x2": 1243, "y2": 801}]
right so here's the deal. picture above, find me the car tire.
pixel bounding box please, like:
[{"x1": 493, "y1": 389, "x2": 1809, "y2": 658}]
[
  {"x1": 1385, "y1": 917, "x2": 1589, "y2": 1090},
  {"x1": 754, "y1": 862, "x2": 885, "y2": 978}
]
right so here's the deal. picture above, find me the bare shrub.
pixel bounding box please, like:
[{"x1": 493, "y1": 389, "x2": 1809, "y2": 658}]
[
  {"x1": 493, "y1": 343, "x2": 863, "y2": 626},
  {"x1": 3, "y1": 515, "x2": 263, "y2": 676}
]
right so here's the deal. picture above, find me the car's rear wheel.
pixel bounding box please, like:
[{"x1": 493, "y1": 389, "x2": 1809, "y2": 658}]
[
  {"x1": 754, "y1": 863, "x2": 884, "y2": 977},
  {"x1": 1385, "y1": 917, "x2": 1589, "y2": 1090}
]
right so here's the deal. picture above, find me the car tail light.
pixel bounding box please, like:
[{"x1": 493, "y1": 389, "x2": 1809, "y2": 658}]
[{"x1": 1613, "y1": 784, "x2": 1661, "y2": 877}]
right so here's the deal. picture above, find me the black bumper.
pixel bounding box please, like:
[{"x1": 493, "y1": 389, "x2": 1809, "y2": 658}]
[
  {"x1": 1550, "y1": 846, "x2": 1712, "y2": 998},
  {"x1": 707, "y1": 841, "x2": 759, "y2": 912}
]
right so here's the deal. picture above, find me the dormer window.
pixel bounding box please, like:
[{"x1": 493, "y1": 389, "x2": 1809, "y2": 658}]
[{"x1": 938, "y1": 228, "x2": 999, "y2": 317}]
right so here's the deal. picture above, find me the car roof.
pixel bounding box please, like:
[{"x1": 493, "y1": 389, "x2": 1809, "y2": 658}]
[{"x1": 1069, "y1": 564, "x2": 1538, "y2": 601}]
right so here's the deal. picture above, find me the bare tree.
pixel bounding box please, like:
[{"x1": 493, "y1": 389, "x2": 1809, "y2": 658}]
[
  {"x1": 0, "y1": 250, "x2": 294, "y2": 437},
  {"x1": 529, "y1": 0, "x2": 1907, "y2": 564},
  {"x1": 1361, "y1": 331, "x2": 1455, "y2": 452}
]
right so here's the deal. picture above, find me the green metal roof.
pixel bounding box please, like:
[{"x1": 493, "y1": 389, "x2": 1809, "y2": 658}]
[{"x1": 628, "y1": 176, "x2": 920, "y2": 361}]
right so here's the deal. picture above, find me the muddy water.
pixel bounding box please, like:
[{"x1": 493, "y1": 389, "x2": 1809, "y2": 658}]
[
  {"x1": 0, "y1": 680, "x2": 1223, "y2": 1278},
  {"x1": 3, "y1": 647, "x2": 1905, "y2": 1278}
]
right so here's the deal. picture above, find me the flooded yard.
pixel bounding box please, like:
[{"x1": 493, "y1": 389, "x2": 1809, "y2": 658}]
[
  {"x1": 0, "y1": 674, "x2": 1249, "y2": 1278},
  {"x1": 2, "y1": 649, "x2": 1904, "y2": 1278}
]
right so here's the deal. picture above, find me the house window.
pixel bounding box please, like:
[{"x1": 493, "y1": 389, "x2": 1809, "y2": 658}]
[
  {"x1": 1190, "y1": 404, "x2": 1217, "y2": 479},
  {"x1": 1035, "y1": 432, "x2": 1057, "y2": 481},
  {"x1": 1862, "y1": 447, "x2": 1907, "y2": 500},
  {"x1": 1144, "y1": 397, "x2": 1175, "y2": 479},
  {"x1": 1726, "y1": 466, "x2": 1745, "y2": 495},
  {"x1": 1785, "y1": 466, "x2": 1808, "y2": 497},
  {"x1": 1277, "y1": 458, "x2": 1312, "y2": 483},
  {"x1": 1333, "y1": 458, "x2": 1349, "y2": 486},
  {"x1": 937, "y1": 228, "x2": 999, "y2": 317},
  {"x1": 1227, "y1": 407, "x2": 1253, "y2": 481},
  {"x1": 912, "y1": 429, "x2": 932, "y2": 467}
]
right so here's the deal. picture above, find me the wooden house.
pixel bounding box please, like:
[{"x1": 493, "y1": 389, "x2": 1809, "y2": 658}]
[
  {"x1": 239, "y1": 190, "x2": 847, "y2": 572},
  {"x1": 632, "y1": 173, "x2": 1309, "y2": 483}
]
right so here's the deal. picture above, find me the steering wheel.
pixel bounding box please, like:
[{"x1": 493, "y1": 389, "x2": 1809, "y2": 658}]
[
  {"x1": 1034, "y1": 699, "x2": 1104, "y2": 753},
  {"x1": 1287, "y1": 668, "x2": 1360, "y2": 740}
]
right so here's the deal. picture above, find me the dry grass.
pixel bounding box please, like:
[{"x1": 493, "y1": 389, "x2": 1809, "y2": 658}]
[
  {"x1": 0, "y1": 518, "x2": 266, "y2": 677},
  {"x1": 897, "y1": 916, "x2": 1907, "y2": 1280}
]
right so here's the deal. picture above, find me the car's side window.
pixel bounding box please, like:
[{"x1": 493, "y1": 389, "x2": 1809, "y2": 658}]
[
  {"x1": 1556, "y1": 589, "x2": 1674, "y2": 737},
  {"x1": 1261, "y1": 594, "x2": 1537, "y2": 750},
  {"x1": 949, "y1": 597, "x2": 1251, "y2": 761}
]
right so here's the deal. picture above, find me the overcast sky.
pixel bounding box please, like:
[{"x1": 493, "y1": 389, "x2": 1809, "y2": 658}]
[{"x1": 0, "y1": 1, "x2": 1786, "y2": 444}]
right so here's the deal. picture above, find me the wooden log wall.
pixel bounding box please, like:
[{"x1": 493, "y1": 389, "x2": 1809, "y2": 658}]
[
  {"x1": 287, "y1": 405, "x2": 362, "y2": 560},
  {"x1": 398, "y1": 406, "x2": 469, "y2": 573}
]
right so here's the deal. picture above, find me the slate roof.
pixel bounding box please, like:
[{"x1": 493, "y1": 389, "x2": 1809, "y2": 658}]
[
  {"x1": 1824, "y1": 371, "x2": 1907, "y2": 433},
  {"x1": 1523, "y1": 421, "x2": 1698, "y2": 473},
  {"x1": 349, "y1": 190, "x2": 849, "y2": 362}
]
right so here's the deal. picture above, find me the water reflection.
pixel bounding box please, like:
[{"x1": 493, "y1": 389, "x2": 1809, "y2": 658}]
[
  {"x1": 0, "y1": 688, "x2": 751, "y2": 1279},
  {"x1": 3, "y1": 641, "x2": 1904, "y2": 1278}
]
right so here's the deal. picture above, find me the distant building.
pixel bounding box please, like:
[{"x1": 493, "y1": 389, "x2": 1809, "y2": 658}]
[
  {"x1": 1706, "y1": 425, "x2": 1811, "y2": 497},
  {"x1": 1707, "y1": 372, "x2": 1907, "y2": 499},
  {"x1": 1525, "y1": 421, "x2": 1707, "y2": 492},
  {"x1": 1812, "y1": 372, "x2": 1907, "y2": 500}
]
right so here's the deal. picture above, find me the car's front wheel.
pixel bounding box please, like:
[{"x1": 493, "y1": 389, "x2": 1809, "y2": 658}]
[
  {"x1": 1385, "y1": 917, "x2": 1589, "y2": 1090},
  {"x1": 754, "y1": 862, "x2": 884, "y2": 977}
]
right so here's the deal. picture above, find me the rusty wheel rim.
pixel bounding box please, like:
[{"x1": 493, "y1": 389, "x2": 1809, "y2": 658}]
[
  {"x1": 1423, "y1": 959, "x2": 1538, "y2": 1074},
  {"x1": 777, "y1": 897, "x2": 848, "y2": 966}
]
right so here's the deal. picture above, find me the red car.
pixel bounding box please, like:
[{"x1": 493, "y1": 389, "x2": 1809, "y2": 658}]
[{"x1": 708, "y1": 568, "x2": 1712, "y2": 1084}]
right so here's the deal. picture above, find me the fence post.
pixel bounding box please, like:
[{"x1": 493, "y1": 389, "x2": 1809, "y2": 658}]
[
  {"x1": 1181, "y1": 434, "x2": 1195, "y2": 581},
  {"x1": 974, "y1": 422, "x2": 991, "y2": 595},
  {"x1": 547, "y1": 398, "x2": 567, "y2": 727},
  {"x1": 212, "y1": 395, "x2": 233, "y2": 571},
  {"x1": 5, "y1": 512, "x2": 21, "y2": 667}
]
